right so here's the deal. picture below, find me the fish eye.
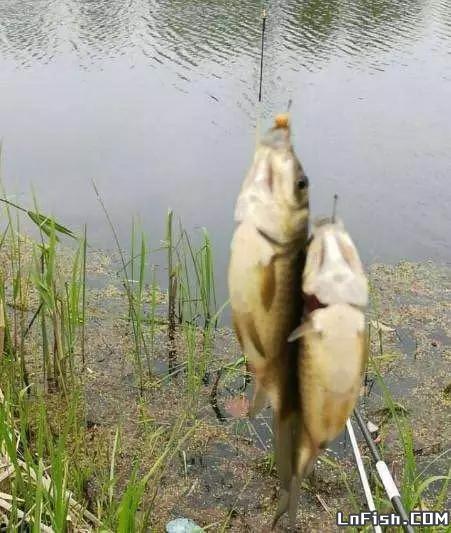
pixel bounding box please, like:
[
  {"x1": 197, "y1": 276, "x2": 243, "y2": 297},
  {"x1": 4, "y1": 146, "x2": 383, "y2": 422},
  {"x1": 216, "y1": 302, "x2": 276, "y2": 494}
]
[{"x1": 297, "y1": 174, "x2": 309, "y2": 190}]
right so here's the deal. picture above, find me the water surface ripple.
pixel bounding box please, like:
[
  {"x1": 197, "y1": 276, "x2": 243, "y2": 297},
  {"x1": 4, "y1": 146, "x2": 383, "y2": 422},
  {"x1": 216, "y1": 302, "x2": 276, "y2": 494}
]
[{"x1": 0, "y1": 0, "x2": 450, "y2": 303}]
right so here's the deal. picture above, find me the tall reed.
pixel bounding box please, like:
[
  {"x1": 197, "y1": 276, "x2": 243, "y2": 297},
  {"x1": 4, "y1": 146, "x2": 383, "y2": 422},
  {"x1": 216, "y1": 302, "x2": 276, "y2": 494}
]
[{"x1": 166, "y1": 209, "x2": 178, "y2": 373}]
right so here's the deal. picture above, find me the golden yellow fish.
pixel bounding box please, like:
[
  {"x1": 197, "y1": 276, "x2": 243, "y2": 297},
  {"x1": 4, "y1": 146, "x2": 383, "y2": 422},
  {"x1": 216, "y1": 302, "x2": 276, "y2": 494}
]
[
  {"x1": 229, "y1": 116, "x2": 310, "y2": 525},
  {"x1": 273, "y1": 219, "x2": 369, "y2": 528},
  {"x1": 228, "y1": 114, "x2": 309, "y2": 420}
]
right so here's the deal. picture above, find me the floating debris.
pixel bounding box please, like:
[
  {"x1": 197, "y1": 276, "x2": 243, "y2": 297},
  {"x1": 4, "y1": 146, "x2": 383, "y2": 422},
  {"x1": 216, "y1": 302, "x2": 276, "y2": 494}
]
[{"x1": 370, "y1": 320, "x2": 395, "y2": 333}]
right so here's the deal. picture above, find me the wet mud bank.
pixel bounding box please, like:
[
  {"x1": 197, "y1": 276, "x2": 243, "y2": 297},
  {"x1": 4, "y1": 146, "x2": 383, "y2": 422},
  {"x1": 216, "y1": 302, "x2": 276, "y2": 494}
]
[{"x1": 79, "y1": 259, "x2": 449, "y2": 531}]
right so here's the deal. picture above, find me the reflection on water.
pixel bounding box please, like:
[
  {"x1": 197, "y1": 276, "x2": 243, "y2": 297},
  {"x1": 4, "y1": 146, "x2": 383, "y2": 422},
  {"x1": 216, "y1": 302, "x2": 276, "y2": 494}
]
[
  {"x1": 283, "y1": 0, "x2": 425, "y2": 66},
  {"x1": 2, "y1": 1, "x2": 449, "y2": 71},
  {"x1": 0, "y1": 0, "x2": 450, "y2": 303}
]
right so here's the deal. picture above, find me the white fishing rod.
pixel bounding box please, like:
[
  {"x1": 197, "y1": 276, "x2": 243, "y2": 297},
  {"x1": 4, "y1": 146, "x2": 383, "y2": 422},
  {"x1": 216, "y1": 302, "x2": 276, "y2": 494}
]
[
  {"x1": 346, "y1": 418, "x2": 382, "y2": 533},
  {"x1": 352, "y1": 409, "x2": 415, "y2": 533}
]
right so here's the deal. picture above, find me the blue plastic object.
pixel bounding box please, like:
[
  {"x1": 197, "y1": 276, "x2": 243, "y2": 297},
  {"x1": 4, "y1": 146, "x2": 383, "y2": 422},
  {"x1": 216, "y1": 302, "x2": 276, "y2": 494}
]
[{"x1": 165, "y1": 518, "x2": 204, "y2": 533}]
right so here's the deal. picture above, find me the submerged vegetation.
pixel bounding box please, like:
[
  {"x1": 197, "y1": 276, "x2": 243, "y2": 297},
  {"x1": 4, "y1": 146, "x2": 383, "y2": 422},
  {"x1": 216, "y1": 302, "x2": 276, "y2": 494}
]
[{"x1": 0, "y1": 191, "x2": 449, "y2": 532}]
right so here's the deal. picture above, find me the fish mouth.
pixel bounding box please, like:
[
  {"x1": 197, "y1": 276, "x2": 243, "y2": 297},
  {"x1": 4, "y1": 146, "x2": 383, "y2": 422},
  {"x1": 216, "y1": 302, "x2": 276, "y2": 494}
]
[{"x1": 260, "y1": 114, "x2": 291, "y2": 150}]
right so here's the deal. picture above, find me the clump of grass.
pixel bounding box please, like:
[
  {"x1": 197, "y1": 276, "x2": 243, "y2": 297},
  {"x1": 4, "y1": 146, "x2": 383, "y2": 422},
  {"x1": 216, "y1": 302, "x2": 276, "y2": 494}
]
[
  {"x1": 128, "y1": 219, "x2": 151, "y2": 381},
  {"x1": 0, "y1": 188, "x2": 219, "y2": 530},
  {"x1": 0, "y1": 378, "x2": 199, "y2": 531},
  {"x1": 0, "y1": 384, "x2": 102, "y2": 531}
]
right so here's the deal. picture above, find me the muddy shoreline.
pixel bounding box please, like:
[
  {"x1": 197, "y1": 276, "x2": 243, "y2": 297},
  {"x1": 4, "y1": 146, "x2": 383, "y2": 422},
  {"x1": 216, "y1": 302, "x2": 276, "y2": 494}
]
[
  {"x1": 61, "y1": 257, "x2": 448, "y2": 531},
  {"x1": 3, "y1": 239, "x2": 447, "y2": 531}
]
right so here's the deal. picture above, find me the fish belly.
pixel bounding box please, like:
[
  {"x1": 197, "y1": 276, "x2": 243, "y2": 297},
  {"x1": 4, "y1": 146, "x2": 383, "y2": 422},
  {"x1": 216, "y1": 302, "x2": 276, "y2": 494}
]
[{"x1": 300, "y1": 333, "x2": 363, "y2": 448}]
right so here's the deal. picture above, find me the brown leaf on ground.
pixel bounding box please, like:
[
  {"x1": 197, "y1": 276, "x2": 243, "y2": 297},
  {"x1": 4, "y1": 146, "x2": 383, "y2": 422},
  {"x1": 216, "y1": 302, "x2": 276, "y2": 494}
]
[{"x1": 224, "y1": 395, "x2": 250, "y2": 418}]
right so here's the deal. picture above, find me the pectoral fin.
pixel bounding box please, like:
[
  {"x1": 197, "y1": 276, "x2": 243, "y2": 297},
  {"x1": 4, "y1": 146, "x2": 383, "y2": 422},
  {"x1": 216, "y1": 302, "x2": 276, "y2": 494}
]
[{"x1": 288, "y1": 321, "x2": 315, "y2": 342}]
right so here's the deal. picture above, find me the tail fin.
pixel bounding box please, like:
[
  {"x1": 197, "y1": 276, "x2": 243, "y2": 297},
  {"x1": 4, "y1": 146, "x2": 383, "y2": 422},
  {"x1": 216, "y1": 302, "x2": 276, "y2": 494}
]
[
  {"x1": 271, "y1": 412, "x2": 298, "y2": 529},
  {"x1": 272, "y1": 475, "x2": 299, "y2": 530},
  {"x1": 271, "y1": 486, "x2": 290, "y2": 530},
  {"x1": 272, "y1": 420, "x2": 320, "y2": 529},
  {"x1": 287, "y1": 475, "x2": 300, "y2": 527}
]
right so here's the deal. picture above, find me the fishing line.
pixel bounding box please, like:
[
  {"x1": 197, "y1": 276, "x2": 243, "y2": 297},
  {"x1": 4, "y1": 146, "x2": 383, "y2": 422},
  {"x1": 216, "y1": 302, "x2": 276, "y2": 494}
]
[
  {"x1": 255, "y1": 6, "x2": 267, "y2": 146},
  {"x1": 258, "y1": 7, "x2": 267, "y2": 103},
  {"x1": 346, "y1": 419, "x2": 382, "y2": 533},
  {"x1": 353, "y1": 409, "x2": 415, "y2": 533}
]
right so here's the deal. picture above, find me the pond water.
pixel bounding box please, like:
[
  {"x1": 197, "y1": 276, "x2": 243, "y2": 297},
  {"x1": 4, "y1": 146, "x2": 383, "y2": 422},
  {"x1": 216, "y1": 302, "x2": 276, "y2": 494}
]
[{"x1": 0, "y1": 0, "x2": 450, "y2": 304}]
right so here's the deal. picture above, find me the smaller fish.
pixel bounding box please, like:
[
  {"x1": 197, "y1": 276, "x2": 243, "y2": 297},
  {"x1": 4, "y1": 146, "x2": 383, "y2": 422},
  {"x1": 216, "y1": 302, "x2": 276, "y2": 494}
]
[{"x1": 273, "y1": 218, "x2": 368, "y2": 528}]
